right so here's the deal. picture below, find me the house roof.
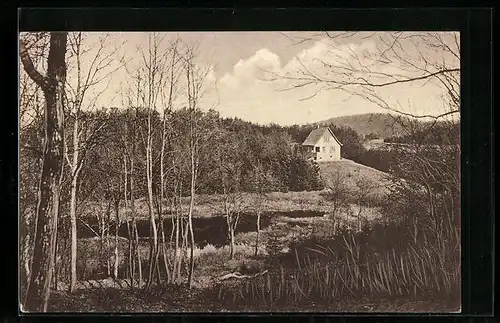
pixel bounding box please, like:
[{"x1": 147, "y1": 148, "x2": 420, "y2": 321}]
[{"x1": 302, "y1": 127, "x2": 343, "y2": 146}]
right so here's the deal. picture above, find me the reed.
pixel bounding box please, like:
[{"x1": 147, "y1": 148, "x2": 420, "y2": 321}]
[{"x1": 218, "y1": 205, "x2": 460, "y2": 308}]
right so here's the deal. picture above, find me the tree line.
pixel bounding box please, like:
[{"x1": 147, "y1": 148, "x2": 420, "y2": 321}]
[{"x1": 384, "y1": 121, "x2": 460, "y2": 145}]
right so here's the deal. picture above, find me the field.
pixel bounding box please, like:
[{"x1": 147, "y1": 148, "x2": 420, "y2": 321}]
[{"x1": 76, "y1": 159, "x2": 392, "y2": 221}]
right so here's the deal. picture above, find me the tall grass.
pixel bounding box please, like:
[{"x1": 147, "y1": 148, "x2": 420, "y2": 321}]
[{"x1": 217, "y1": 193, "x2": 460, "y2": 309}]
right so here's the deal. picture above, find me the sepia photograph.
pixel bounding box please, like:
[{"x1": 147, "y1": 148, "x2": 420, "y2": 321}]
[{"x1": 19, "y1": 31, "x2": 461, "y2": 313}]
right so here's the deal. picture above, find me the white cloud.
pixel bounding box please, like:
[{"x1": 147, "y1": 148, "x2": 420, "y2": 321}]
[
  {"x1": 211, "y1": 42, "x2": 389, "y2": 125},
  {"x1": 232, "y1": 48, "x2": 281, "y2": 84},
  {"x1": 219, "y1": 72, "x2": 240, "y2": 89},
  {"x1": 208, "y1": 36, "x2": 452, "y2": 125},
  {"x1": 284, "y1": 39, "x2": 330, "y2": 71}
]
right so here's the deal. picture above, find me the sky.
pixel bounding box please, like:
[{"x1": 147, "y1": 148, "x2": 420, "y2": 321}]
[{"x1": 22, "y1": 31, "x2": 460, "y2": 126}]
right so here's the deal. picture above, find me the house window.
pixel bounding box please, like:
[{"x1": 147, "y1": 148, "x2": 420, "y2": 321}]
[
  {"x1": 322, "y1": 147, "x2": 325, "y2": 152},
  {"x1": 330, "y1": 146, "x2": 334, "y2": 153},
  {"x1": 315, "y1": 147, "x2": 320, "y2": 152}
]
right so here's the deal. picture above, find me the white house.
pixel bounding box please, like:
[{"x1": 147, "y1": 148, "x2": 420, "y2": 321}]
[{"x1": 301, "y1": 127, "x2": 342, "y2": 162}]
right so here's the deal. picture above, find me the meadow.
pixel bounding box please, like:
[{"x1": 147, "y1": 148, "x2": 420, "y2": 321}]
[{"x1": 47, "y1": 160, "x2": 460, "y2": 313}]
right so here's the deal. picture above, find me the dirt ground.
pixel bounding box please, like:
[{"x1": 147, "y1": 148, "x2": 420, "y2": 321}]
[{"x1": 48, "y1": 286, "x2": 460, "y2": 313}]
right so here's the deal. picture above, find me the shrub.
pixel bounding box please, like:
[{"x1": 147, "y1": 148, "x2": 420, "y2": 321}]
[
  {"x1": 265, "y1": 230, "x2": 283, "y2": 259},
  {"x1": 194, "y1": 243, "x2": 258, "y2": 269}
]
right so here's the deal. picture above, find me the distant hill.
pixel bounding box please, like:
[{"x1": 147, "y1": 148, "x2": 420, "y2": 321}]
[{"x1": 315, "y1": 113, "x2": 409, "y2": 139}]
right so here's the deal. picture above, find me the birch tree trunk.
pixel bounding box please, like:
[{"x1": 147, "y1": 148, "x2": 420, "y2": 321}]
[
  {"x1": 130, "y1": 155, "x2": 142, "y2": 288},
  {"x1": 114, "y1": 198, "x2": 120, "y2": 279},
  {"x1": 185, "y1": 52, "x2": 196, "y2": 289},
  {"x1": 171, "y1": 197, "x2": 179, "y2": 283},
  {"x1": 255, "y1": 208, "x2": 261, "y2": 257},
  {"x1": 181, "y1": 41, "x2": 210, "y2": 288},
  {"x1": 106, "y1": 202, "x2": 111, "y2": 277},
  {"x1": 67, "y1": 32, "x2": 82, "y2": 293},
  {"x1": 187, "y1": 152, "x2": 196, "y2": 287},
  {"x1": 145, "y1": 128, "x2": 158, "y2": 288},
  {"x1": 123, "y1": 155, "x2": 133, "y2": 285},
  {"x1": 173, "y1": 183, "x2": 182, "y2": 282},
  {"x1": 229, "y1": 224, "x2": 235, "y2": 260},
  {"x1": 223, "y1": 190, "x2": 235, "y2": 260},
  {"x1": 68, "y1": 115, "x2": 79, "y2": 292},
  {"x1": 157, "y1": 116, "x2": 168, "y2": 283},
  {"x1": 157, "y1": 41, "x2": 177, "y2": 285}
]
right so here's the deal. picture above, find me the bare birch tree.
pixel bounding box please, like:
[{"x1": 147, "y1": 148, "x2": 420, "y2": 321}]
[
  {"x1": 125, "y1": 33, "x2": 178, "y2": 290},
  {"x1": 248, "y1": 159, "x2": 275, "y2": 256},
  {"x1": 180, "y1": 42, "x2": 213, "y2": 288},
  {"x1": 167, "y1": 145, "x2": 187, "y2": 284},
  {"x1": 185, "y1": 49, "x2": 199, "y2": 289},
  {"x1": 212, "y1": 129, "x2": 245, "y2": 259},
  {"x1": 127, "y1": 116, "x2": 143, "y2": 288},
  {"x1": 64, "y1": 32, "x2": 125, "y2": 293},
  {"x1": 120, "y1": 86, "x2": 144, "y2": 288},
  {"x1": 154, "y1": 39, "x2": 181, "y2": 285}
]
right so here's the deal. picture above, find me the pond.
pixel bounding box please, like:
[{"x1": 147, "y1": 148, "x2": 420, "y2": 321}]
[{"x1": 74, "y1": 210, "x2": 325, "y2": 247}]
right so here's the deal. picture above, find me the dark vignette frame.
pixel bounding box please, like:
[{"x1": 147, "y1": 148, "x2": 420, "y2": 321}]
[{"x1": 4, "y1": 4, "x2": 493, "y2": 322}]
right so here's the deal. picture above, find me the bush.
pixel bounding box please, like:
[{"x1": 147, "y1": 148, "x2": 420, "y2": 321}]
[
  {"x1": 195, "y1": 243, "x2": 258, "y2": 269},
  {"x1": 289, "y1": 157, "x2": 324, "y2": 191},
  {"x1": 358, "y1": 149, "x2": 396, "y2": 173}
]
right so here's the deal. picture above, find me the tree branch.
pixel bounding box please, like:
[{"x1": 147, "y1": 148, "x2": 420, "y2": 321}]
[{"x1": 19, "y1": 39, "x2": 47, "y2": 90}]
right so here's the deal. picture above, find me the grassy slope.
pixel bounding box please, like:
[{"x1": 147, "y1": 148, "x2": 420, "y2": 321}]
[{"x1": 318, "y1": 159, "x2": 392, "y2": 198}]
